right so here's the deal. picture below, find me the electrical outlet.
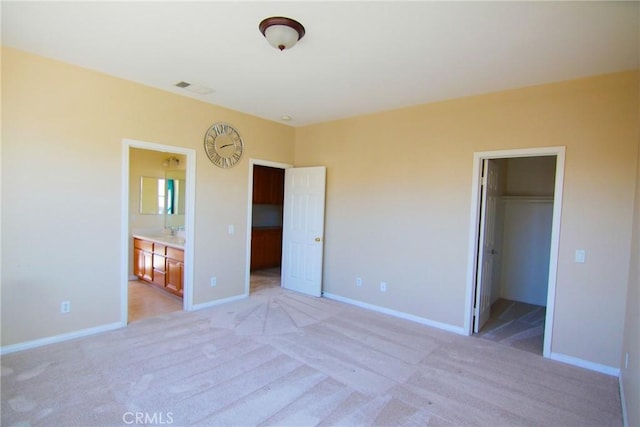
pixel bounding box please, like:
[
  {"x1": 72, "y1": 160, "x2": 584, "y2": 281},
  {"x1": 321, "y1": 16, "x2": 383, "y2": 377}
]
[
  {"x1": 356, "y1": 277, "x2": 362, "y2": 287},
  {"x1": 210, "y1": 277, "x2": 217, "y2": 287},
  {"x1": 60, "y1": 301, "x2": 70, "y2": 314},
  {"x1": 380, "y1": 282, "x2": 387, "y2": 292}
]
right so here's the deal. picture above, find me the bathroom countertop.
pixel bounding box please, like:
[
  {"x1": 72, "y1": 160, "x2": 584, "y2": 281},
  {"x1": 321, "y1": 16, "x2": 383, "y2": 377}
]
[{"x1": 132, "y1": 234, "x2": 185, "y2": 250}]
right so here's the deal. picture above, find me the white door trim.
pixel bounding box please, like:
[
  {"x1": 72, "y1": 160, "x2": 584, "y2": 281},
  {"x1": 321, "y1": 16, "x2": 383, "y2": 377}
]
[
  {"x1": 121, "y1": 139, "x2": 197, "y2": 324},
  {"x1": 464, "y1": 146, "x2": 565, "y2": 358},
  {"x1": 244, "y1": 158, "x2": 293, "y2": 295}
]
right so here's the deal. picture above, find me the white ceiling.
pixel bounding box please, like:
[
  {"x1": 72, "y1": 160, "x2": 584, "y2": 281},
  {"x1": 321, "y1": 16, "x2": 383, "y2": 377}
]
[{"x1": 2, "y1": 1, "x2": 639, "y2": 127}]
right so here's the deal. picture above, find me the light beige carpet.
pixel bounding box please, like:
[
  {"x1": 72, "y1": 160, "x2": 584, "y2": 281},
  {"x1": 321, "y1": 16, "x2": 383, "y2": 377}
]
[{"x1": 1, "y1": 284, "x2": 622, "y2": 426}]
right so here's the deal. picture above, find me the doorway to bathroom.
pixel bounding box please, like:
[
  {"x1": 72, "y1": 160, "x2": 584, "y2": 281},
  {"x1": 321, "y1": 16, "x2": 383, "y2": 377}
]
[{"x1": 121, "y1": 139, "x2": 196, "y2": 325}]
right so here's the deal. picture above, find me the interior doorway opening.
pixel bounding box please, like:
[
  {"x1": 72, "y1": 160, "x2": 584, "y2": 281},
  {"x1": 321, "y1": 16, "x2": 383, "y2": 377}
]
[
  {"x1": 121, "y1": 139, "x2": 196, "y2": 326},
  {"x1": 245, "y1": 160, "x2": 327, "y2": 298},
  {"x1": 465, "y1": 147, "x2": 565, "y2": 359},
  {"x1": 246, "y1": 160, "x2": 290, "y2": 295},
  {"x1": 128, "y1": 148, "x2": 186, "y2": 323},
  {"x1": 474, "y1": 156, "x2": 556, "y2": 354}
]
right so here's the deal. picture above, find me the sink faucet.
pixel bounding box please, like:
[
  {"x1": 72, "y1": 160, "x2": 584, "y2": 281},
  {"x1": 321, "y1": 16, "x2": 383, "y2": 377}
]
[{"x1": 167, "y1": 226, "x2": 177, "y2": 236}]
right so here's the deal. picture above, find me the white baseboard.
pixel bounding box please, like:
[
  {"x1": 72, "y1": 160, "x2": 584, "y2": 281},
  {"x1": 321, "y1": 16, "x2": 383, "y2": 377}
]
[
  {"x1": 190, "y1": 293, "x2": 248, "y2": 311},
  {"x1": 619, "y1": 374, "x2": 629, "y2": 427},
  {"x1": 0, "y1": 321, "x2": 124, "y2": 355},
  {"x1": 549, "y1": 352, "x2": 620, "y2": 376},
  {"x1": 322, "y1": 292, "x2": 466, "y2": 336},
  {"x1": 1, "y1": 292, "x2": 247, "y2": 355}
]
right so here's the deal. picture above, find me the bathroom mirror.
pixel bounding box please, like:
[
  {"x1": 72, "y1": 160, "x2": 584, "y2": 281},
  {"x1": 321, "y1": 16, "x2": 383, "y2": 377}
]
[
  {"x1": 165, "y1": 170, "x2": 186, "y2": 216},
  {"x1": 139, "y1": 172, "x2": 186, "y2": 221},
  {"x1": 140, "y1": 176, "x2": 165, "y2": 215}
]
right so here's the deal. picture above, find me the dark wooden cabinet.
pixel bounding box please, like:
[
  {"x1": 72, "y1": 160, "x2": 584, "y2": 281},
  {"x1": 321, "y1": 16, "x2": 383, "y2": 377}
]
[
  {"x1": 272, "y1": 168, "x2": 284, "y2": 204},
  {"x1": 251, "y1": 165, "x2": 284, "y2": 271},
  {"x1": 251, "y1": 228, "x2": 283, "y2": 270},
  {"x1": 253, "y1": 165, "x2": 285, "y2": 205},
  {"x1": 133, "y1": 237, "x2": 183, "y2": 297}
]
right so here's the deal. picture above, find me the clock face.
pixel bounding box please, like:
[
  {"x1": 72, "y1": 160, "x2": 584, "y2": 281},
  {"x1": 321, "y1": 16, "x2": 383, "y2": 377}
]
[{"x1": 204, "y1": 122, "x2": 244, "y2": 168}]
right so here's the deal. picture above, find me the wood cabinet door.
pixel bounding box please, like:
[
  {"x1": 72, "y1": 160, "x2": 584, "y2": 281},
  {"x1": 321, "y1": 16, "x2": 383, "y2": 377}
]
[
  {"x1": 142, "y1": 251, "x2": 153, "y2": 282},
  {"x1": 271, "y1": 168, "x2": 285, "y2": 204},
  {"x1": 264, "y1": 228, "x2": 283, "y2": 267},
  {"x1": 133, "y1": 247, "x2": 144, "y2": 278},
  {"x1": 152, "y1": 254, "x2": 165, "y2": 287},
  {"x1": 253, "y1": 165, "x2": 285, "y2": 205},
  {"x1": 253, "y1": 165, "x2": 270, "y2": 204},
  {"x1": 166, "y1": 259, "x2": 183, "y2": 295},
  {"x1": 251, "y1": 228, "x2": 283, "y2": 271},
  {"x1": 134, "y1": 238, "x2": 154, "y2": 281},
  {"x1": 251, "y1": 229, "x2": 266, "y2": 270}
]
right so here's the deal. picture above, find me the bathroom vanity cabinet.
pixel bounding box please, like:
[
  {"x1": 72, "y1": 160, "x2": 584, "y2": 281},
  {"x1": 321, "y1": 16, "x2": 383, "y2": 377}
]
[
  {"x1": 165, "y1": 247, "x2": 184, "y2": 295},
  {"x1": 134, "y1": 237, "x2": 184, "y2": 297},
  {"x1": 133, "y1": 238, "x2": 153, "y2": 282}
]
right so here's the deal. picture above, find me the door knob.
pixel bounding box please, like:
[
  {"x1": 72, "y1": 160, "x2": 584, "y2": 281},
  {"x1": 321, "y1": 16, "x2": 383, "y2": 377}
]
[
  {"x1": 315, "y1": 237, "x2": 322, "y2": 242},
  {"x1": 490, "y1": 249, "x2": 497, "y2": 255}
]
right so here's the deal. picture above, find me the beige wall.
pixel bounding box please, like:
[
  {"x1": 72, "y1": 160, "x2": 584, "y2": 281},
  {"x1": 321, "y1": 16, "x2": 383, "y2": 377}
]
[
  {"x1": 2, "y1": 45, "x2": 638, "y2": 376},
  {"x1": 621, "y1": 113, "x2": 640, "y2": 425},
  {"x1": 1, "y1": 47, "x2": 295, "y2": 346},
  {"x1": 294, "y1": 71, "x2": 639, "y2": 369}
]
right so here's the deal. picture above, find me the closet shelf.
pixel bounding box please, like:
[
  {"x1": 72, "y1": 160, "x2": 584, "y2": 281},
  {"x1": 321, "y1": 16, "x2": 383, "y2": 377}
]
[{"x1": 501, "y1": 195, "x2": 554, "y2": 203}]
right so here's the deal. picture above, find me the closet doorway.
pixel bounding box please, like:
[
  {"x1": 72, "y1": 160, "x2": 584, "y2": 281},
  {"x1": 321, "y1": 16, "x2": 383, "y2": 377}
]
[{"x1": 465, "y1": 147, "x2": 565, "y2": 358}]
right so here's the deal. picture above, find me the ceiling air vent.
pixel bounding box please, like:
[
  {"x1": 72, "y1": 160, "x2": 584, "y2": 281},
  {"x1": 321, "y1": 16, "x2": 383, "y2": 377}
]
[{"x1": 174, "y1": 81, "x2": 214, "y2": 95}]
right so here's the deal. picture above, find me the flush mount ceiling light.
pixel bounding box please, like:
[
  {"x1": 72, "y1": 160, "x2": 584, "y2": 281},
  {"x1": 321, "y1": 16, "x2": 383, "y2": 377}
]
[
  {"x1": 259, "y1": 16, "x2": 305, "y2": 51},
  {"x1": 163, "y1": 156, "x2": 180, "y2": 168}
]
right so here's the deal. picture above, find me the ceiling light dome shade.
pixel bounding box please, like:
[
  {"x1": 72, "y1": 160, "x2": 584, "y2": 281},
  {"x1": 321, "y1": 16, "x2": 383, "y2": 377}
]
[{"x1": 259, "y1": 17, "x2": 305, "y2": 51}]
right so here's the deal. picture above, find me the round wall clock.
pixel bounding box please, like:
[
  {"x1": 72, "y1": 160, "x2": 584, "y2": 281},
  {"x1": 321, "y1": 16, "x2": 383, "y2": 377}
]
[{"x1": 204, "y1": 122, "x2": 244, "y2": 168}]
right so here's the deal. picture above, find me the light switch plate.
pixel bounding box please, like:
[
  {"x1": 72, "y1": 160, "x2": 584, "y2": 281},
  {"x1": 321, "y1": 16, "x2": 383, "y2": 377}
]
[
  {"x1": 575, "y1": 250, "x2": 586, "y2": 263},
  {"x1": 61, "y1": 301, "x2": 70, "y2": 313}
]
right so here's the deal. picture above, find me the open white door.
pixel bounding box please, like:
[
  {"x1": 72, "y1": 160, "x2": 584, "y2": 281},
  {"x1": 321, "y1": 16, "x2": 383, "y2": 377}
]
[
  {"x1": 474, "y1": 159, "x2": 499, "y2": 333},
  {"x1": 281, "y1": 167, "x2": 326, "y2": 297}
]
